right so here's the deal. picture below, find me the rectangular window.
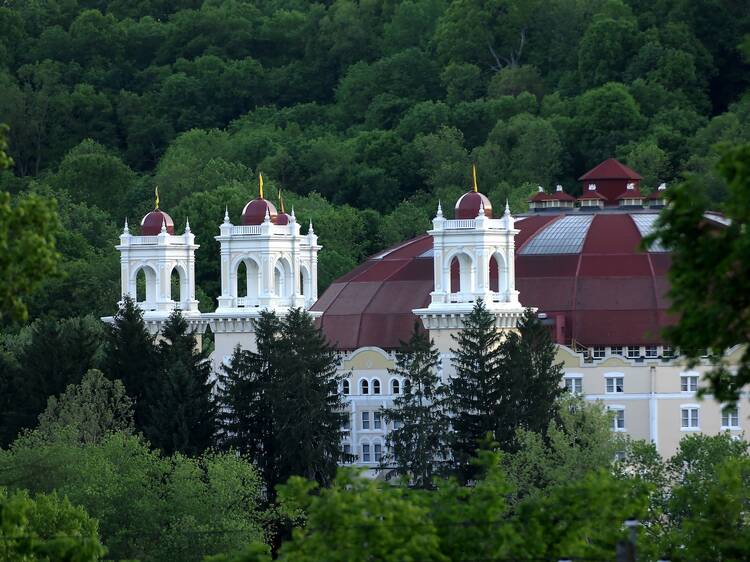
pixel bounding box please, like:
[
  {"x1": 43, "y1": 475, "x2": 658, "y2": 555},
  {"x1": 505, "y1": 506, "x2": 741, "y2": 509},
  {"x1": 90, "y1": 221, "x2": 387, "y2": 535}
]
[
  {"x1": 606, "y1": 376, "x2": 624, "y2": 393},
  {"x1": 722, "y1": 407, "x2": 739, "y2": 429},
  {"x1": 645, "y1": 345, "x2": 657, "y2": 358},
  {"x1": 374, "y1": 411, "x2": 382, "y2": 430},
  {"x1": 362, "y1": 443, "x2": 370, "y2": 462},
  {"x1": 374, "y1": 443, "x2": 382, "y2": 462},
  {"x1": 342, "y1": 415, "x2": 350, "y2": 431},
  {"x1": 611, "y1": 346, "x2": 623, "y2": 356},
  {"x1": 662, "y1": 346, "x2": 674, "y2": 358},
  {"x1": 611, "y1": 409, "x2": 625, "y2": 431},
  {"x1": 393, "y1": 419, "x2": 402, "y2": 430},
  {"x1": 681, "y1": 375, "x2": 698, "y2": 392},
  {"x1": 614, "y1": 451, "x2": 627, "y2": 462},
  {"x1": 627, "y1": 346, "x2": 640, "y2": 358},
  {"x1": 593, "y1": 346, "x2": 606, "y2": 359},
  {"x1": 361, "y1": 411, "x2": 370, "y2": 430},
  {"x1": 564, "y1": 377, "x2": 582, "y2": 394},
  {"x1": 343, "y1": 443, "x2": 351, "y2": 458},
  {"x1": 681, "y1": 407, "x2": 699, "y2": 429}
]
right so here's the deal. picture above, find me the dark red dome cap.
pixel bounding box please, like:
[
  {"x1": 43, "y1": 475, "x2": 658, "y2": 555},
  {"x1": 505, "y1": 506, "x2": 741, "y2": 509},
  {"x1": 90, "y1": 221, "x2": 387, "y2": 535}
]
[
  {"x1": 241, "y1": 198, "x2": 278, "y2": 225},
  {"x1": 455, "y1": 191, "x2": 493, "y2": 219},
  {"x1": 141, "y1": 209, "x2": 175, "y2": 235},
  {"x1": 275, "y1": 212, "x2": 291, "y2": 225}
]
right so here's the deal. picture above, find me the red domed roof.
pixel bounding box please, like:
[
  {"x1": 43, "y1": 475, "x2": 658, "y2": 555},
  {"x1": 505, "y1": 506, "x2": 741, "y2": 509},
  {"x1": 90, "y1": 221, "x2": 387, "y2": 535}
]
[
  {"x1": 312, "y1": 211, "x2": 676, "y2": 350},
  {"x1": 275, "y1": 212, "x2": 291, "y2": 225},
  {"x1": 242, "y1": 198, "x2": 278, "y2": 225},
  {"x1": 141, "y1": 209, "x2": 175, "y2": 235},
  {"x1": 455, "y1": 191, "x2": 493, "y2": 219}
]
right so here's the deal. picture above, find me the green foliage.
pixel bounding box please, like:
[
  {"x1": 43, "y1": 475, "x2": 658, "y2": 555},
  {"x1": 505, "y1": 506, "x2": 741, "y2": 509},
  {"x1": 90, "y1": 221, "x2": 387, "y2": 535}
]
[
  {"x1": 503, "y1": 395, "x2": 623, "y2": 501},
  {"x1": 0, "y1": 487, "x2": 105, "y2": 561},
  {"x1": 146, "y1": 310, "x2": 216, "y2": 456},
  {"x1": 447, "y1": 302, "x2": 563, "y2": 479},
  {"x1": 0, "y1": 191, "x2": 59, "y2": 324},
  {"x1": 381, "y1": 322, "x2": 450, "y2": 488},
  {"x1": 0, "y1": 431, "x2": 266, "y2": 562},
  {"x1": 649, "y1": 144, "x2": 750, "y2": 402},
  {"x1": 217, "y1": 309, "x2": 346, "y2": 498},
  {"x1": 36, "y1": 369, "x2": 134, "y2": 445},
  {"x1": 0, "y1": 315, "x2": 104, "y2": 445}
]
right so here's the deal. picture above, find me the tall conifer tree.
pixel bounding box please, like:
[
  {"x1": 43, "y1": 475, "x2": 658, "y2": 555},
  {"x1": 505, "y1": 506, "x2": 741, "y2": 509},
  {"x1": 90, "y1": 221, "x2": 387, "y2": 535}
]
[
  {"x1": 496, "y1": 308, "x2": 563, "y2": 448},
  {"x1": 381, "y1": 322, "x2": 449, "y2": 488},
  {"x1": 217, "y1": 309, "x2": 345, "y2": 497},
  {"x1": 104, "y1": 296, "x2": 157, "y2": 432},
  {"x1": 448, "y1": 301, "x2": 565, "y2": 480},
  {"x1": 146, "y1": 309, "x2": 216, "y2": 455},
  {"x1": 447, "y1": 298, "x2": 505, "y2": 481}
]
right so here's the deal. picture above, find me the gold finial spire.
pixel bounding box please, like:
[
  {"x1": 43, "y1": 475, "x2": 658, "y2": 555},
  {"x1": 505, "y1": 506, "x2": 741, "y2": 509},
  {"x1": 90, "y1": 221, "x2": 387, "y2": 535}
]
[
  {"x1": 259, "y1": 172, "x2": 264, "y2": 199},
  {"x1": 155, "y1": 186, "x2": 160, "y2": 209},
  {"x1": 472, "y1": 163, "x2": 478, "y2": 193},
  {"x1": 278, "y1": 186, "x2": 285, "y2": 214}
]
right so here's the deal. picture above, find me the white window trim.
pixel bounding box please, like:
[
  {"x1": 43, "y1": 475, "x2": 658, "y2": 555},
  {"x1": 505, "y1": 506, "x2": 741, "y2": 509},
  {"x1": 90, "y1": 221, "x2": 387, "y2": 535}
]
[
  {"x1": 371, "y1": 378, "x2": 381, "y2": 395},
  {"x1": 680, "y1": 371, "x2": 700, "y2": 393},
  {"x1": 389, "y1": 377, "x2": 401, "y2": 395},
  {"x1": 680, "y1": 403, "x2": 701, "y2": 431},
  {"x1": 721, "y1": 406, "x2": 741, "y2": 430},
  {"x1": 608, "y1": 405, "x2": 626, "y2": 432},
  {"x1": 563, "y1": 373, "x2": 583, "y2": 394},
  {"x1": 358, "y1": 378, "x2": 369, "y2": 395}
]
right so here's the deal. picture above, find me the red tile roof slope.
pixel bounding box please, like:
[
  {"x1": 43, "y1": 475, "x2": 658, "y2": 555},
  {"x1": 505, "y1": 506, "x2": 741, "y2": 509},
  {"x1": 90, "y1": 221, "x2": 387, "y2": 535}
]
[{"x1": 312, "y1": 213, "x2": 677, "y2": 350}]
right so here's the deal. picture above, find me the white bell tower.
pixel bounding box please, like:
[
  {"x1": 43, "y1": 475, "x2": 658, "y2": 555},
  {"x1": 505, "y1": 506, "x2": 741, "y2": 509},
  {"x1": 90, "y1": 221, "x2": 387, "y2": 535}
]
[
  {"x1": 115, "y1": 208, "x2": 200, "y2": 332},
  {"x1": 413, "y1": 192, "x2": 525, "y2": 334},
  {"x1": 207, "y1": 192, "x2": 321, "y2": 363}
]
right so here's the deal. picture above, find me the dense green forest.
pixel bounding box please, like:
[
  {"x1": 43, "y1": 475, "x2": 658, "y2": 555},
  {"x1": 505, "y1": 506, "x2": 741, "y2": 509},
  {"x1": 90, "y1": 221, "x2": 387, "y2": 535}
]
[{"x1": 0, "y1": 0, "x2": 749, "y2": 322}]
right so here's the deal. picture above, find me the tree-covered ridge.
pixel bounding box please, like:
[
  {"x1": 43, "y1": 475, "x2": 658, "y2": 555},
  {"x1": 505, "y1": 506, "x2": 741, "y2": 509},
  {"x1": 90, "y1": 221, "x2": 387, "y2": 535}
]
[{"x1": 0, "y1": 0, "x2": 749, "y2": 321}]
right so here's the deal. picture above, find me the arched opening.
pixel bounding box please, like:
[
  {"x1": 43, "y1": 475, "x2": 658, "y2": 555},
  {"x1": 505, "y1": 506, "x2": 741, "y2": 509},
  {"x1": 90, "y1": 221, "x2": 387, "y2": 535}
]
[
  {"x1": 360, "y1": 379, "x2": 369, "y2": 395},
  {"x1": 237, "y1": 261, "x2": 248, "y2": 298},
  {"x1": 274, "y1": 258, "x2": 293, "y2": 298},
  {"x1": 133, "y1": 265, "x2": 157, "y2": 310},
  {"x1": 372, "y1": 379, "x2": 381, "y2": 395},
  {"x1": 236, "y1": 259, "x2": 260, "y2": 306},
  {"x1": 449, "y1": 253, "x2": 472, "y2": 294},
  {"x1": 170, "y1": 266, "x2": 188, "y2": 305},
  {"x1": 489, "y1": 253, "x2": 508, "y2": 296},
  {"x1": 136, "y1": 269, "x2": 147, "y2": 303},
  {"x1": 300, "y1": 264, "x2": 311, "y2": 298},
  {"x1": 342, "y1": 380, "x2": 350, "y2": 395},
  {"x1": 391, "y1": 379, "x2": 400, "y2": 394}
]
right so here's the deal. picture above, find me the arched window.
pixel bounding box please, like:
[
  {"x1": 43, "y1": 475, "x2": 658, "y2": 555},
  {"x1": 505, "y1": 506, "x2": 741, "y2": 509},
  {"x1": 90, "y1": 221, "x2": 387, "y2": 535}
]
[
  {"x1": 237, "y1": 261, "x2": 248, "y2": 298},
  {"x1": 372, "y1": 379, "x2": 381, "y2": 395},
  {"x1": 490, "y1": 253, "x2": 508, "y2": 295},
  {"x1": 404, "y1": 379, "x2": 411, "y2": 394},
  {"x1": 170, "y1": 268, "x2": 181, "y2": 303},
  {"x1": 361, "y1": 442, "x2": 371, "y2": 463},
  {"x1": 360, "y1": 379, "x2": 369, "y2": 395},
  {"x1": 342, "y1": 380, "x2": 350, "y2": 395},
  {"x1": 449, "y1": 253, "x2": 472, "y2": 294},
  {"x1": 136, "y1": 268, "x2": 147, "y2": 303},
  {"x1": 391, "y1": 379, "x2": 400, "y2": 394}
]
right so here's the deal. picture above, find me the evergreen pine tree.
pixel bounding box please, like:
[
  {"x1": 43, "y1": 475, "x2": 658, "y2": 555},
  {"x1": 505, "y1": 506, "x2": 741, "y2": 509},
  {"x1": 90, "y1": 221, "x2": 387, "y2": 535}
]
[
  {"x1": 146, "y1": 309, "x2": 216, "y2": 455},
  {"x1": 217, "y1": 309, "x2": 345, "y2": 497},
  {"x1": 496, "y1": 308, "x2": 564, "y2": 449},
  {"x1": 217, "y1": 310, "x2": 282, "y2": 489},
  {"x1": 381, "y1": 322, "x2": 449, "y2": 489},
  {"x1": 447, "y1": 298, "x2": 505, "y2": 481},
  {"x1": 104, "y1": 295, "x2": 157, "y2": 432},
  {"x1": 1, "y1": 315, "x2": 103, "y2": 445},
  {"x1": 275, "y1": 307, "x2": 347, "y2": 486},
  {"x1": 448, "y1": 301, "x2": 566, "y2": 480}
]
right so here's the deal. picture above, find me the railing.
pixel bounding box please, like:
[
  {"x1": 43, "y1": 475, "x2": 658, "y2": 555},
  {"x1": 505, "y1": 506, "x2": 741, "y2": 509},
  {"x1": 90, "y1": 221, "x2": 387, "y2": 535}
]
[
  {"x1": 231, "y1": 225, "x2": 262, "y2": 235},
  {"x1": 137, "y1": 300, "x2": 158, "y2": 311},
  {"x1": 129, "y1": 236, "x2": 158, "y2": 245},
  {"x1": 443, "y1": 218, "x2": 507, "y2": 230}
]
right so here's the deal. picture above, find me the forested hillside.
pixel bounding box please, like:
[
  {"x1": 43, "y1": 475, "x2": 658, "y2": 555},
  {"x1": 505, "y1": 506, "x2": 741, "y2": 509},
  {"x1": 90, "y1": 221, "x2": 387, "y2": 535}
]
[{"x1": 1, "y1": 0, "x2": 749, "y2": 321}]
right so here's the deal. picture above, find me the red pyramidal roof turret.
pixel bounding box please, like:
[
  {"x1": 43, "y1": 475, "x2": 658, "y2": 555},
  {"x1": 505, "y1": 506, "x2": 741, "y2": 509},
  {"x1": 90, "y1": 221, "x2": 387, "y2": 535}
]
[{"x1": 578, "y1": 158, "x2": 642, "y2": 205}]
